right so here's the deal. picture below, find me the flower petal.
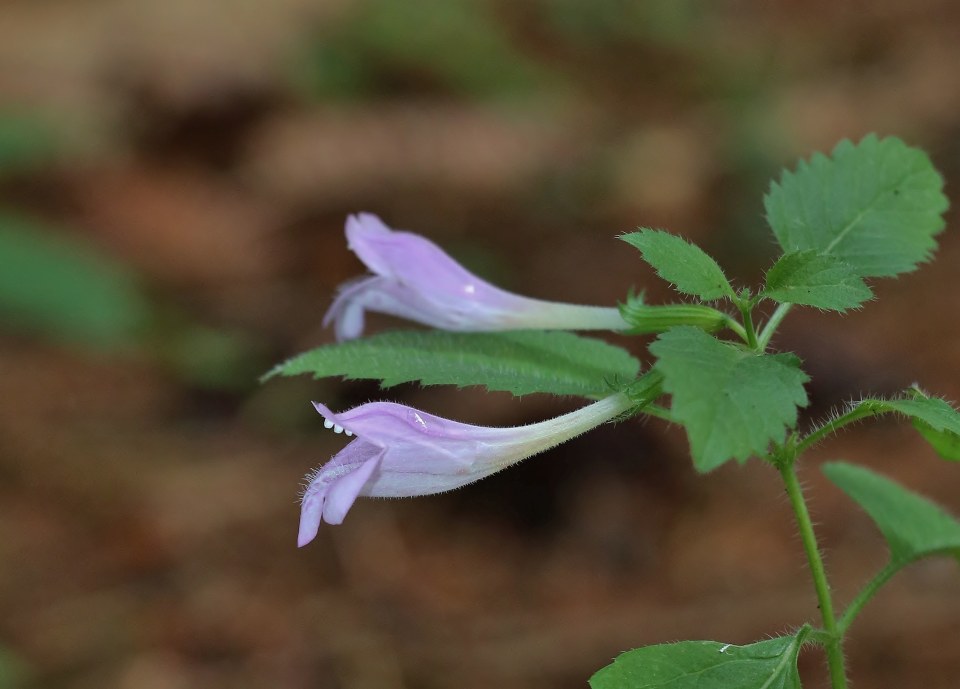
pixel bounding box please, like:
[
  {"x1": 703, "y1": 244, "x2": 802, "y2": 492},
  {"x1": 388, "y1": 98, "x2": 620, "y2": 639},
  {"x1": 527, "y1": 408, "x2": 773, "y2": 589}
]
[
  {"x1": 345, "y1": 213, "x2": 397, "y2": 277},
  {"x1": 298, "y1": 492, "x2": 324, "y2": 547},
  {"x1": 326, "y1": 214, "x2": 626, "y2": 339},
  {"x1": 322, "y1": 455, "x2": 381, "y2": 524},
  {"x1": 322, "y1": 276, "x2": 381, "y2": 341}
]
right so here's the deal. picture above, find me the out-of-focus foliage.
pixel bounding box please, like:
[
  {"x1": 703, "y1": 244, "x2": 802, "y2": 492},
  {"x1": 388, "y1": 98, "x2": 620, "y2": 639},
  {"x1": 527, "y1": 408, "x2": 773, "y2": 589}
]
[
  {"x1": 293, "y1": 0, "x2": 555, "y2": 101},
  {"x1": 539, "y1": 0, "x2": 704, "y2": 47},
  {"x1": 0, "y1": 111, "x2": 60, "y2": 173},
  {"x1": 0, "y1": 214, "x2": 150, "y2": 350},
  {"x1": 0, "y1": 646, "x2": 27, "y2": 689}
]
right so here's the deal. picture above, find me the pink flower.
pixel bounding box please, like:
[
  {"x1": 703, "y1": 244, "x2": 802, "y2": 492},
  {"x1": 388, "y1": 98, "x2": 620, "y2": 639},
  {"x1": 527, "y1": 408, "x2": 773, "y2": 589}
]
[
  {"x1": 298, "y1": 392, "x2": 634, "y2": 546},
  {"x1": 323, "y1": 214, "x2": 626, "y2": 340}
]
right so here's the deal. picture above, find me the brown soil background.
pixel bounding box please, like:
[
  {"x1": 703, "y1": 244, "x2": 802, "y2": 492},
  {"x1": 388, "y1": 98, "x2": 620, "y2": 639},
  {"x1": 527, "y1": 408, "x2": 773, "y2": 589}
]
[{"x1": 1, "y1": 1, "x2": 959, "y2": 688}]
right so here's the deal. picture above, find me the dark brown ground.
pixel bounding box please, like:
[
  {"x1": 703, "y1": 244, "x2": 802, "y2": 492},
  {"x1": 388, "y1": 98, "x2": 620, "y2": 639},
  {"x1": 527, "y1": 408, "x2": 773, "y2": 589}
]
[{"x1": 1, "y1": 1, "x2": 959, "y2": 687}]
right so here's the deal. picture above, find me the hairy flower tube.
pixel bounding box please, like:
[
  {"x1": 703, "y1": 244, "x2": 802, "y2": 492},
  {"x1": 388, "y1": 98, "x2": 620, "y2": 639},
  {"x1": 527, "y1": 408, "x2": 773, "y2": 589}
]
[
  {"x1": 298, "y1": 392, "x2": 635, "y2": 546},
  {"x1": 323, "y1": 213, "x2": 627, "y2": 340}
]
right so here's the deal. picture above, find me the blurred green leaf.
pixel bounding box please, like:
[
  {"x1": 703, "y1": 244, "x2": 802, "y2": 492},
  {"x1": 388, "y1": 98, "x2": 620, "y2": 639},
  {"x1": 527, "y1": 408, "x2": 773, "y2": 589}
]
[
  {"x1": 0, "y1": 645, "x2": 28, "y2": 689},
  {"x1": 590, "y1": 631, "x2": 807, "y2": 689},
  {"x1": 0, "y1": 111, "x2": 59, "y2": 173},
  {"x1": 295, "y1": 0, "x2": 552, "y2": 100},
  {"x1": 158, "y1": 324, "x2": 261, "y2": 390},
  {"x1": 541, "y1": 0, "x2": 704, "y2": 47},
  {"x1": 0, "y1": 214, "x2": 150, "y2": 349},
  {"x1": 823, "y1": 462, "x2": 960, "y2": 565}
]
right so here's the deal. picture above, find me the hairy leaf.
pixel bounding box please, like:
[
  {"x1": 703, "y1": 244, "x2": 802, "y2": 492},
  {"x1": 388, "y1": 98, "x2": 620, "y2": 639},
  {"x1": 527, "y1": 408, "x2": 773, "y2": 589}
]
[
  {"x1": 264, "y1": 330, "x2": 640, "y2": 398},
  {"x1": 884, "y1": 394, "x2": 960, "y2": 461},
  {"x1": 763, "y1": 250, "x2": 872, "y2": 311},
  {"x1": 823, "y1": 462, "x2": 960, "y2": 564},
  {"x1": 590, "y1": 632, "x2": 807, "y2": 689},
  {"x1": 621, "y1": 229, "x2": 734, "y2": 301},
  {"x1": 650, "y1": 327, "x2": 808, "y2": 471},
  {"x1": 765, "y1": 135, "x2": 947, "y2": 278}
]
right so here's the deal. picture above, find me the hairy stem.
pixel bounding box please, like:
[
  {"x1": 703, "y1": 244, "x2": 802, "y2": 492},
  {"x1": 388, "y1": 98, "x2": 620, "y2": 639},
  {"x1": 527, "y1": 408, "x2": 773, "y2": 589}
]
[
  {"x1": 795, "y1": 402, "x2": 883, "y2": 454},
  {"x1": 780, "y1": 464, "x2": 848, "y2": 689},
  {"x1": 722, "y1": 314, "x2": 750, "y2": 344},
  {"x1": 736, "y1": 298, "x2": 760, "y2": 350}
]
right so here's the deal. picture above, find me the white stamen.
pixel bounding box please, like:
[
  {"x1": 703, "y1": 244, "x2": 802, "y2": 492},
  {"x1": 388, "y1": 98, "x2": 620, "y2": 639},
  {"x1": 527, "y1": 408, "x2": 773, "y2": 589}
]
[
  {"x1": 344, "y1": 430, "x2": 354, "y2": 436},
  {"x1": 333, "y1": 424, "x2": 344, "y2": 434},
  {"x1": 323, "y1": 419, "x2": 334, "y2": 429}
]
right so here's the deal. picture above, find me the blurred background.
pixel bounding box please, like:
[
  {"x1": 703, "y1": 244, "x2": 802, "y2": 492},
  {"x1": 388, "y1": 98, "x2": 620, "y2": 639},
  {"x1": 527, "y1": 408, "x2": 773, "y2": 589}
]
[{"x1": 1, "y1": 1, "x2": 959, "y2": 687}]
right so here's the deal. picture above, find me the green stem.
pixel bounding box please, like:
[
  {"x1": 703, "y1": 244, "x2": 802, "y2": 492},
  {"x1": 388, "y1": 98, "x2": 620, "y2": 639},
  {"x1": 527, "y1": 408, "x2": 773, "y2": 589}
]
[
  {"x1": 780, "y1": 463, "x2": 848, "y2": 689},
  {"x1": 640, "y1": 403, "x2": 675, "y2": 423},
  {"x1": 735, "y1": 298, "x2": 760, "y2": 350},
  {"x1": 795, "y1": 402, "x2": 882, "y2": 454},
  {"x1": 722, "y1": 314, "x2": 750, "y2": 345},
  {"x1": 757, "y1": 302, "x2": 793, "y2": 349},
  {"x1": 837, "y1": 561, "x2": 900, "y2": 636}
]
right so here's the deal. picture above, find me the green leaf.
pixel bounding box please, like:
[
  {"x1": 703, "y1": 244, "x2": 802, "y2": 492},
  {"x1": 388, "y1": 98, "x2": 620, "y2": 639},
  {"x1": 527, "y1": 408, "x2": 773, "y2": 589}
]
[
  {"x1": 621, "y1": 229, "x2": 735, "y2": 301},
  {"x1": 764, "y1": 135, "x2": 948, "y2": 278},
  {"x1": 884, "y1": 393, "x2": 960, "y2": 461},
  {"x1": 650, "y1": 327, "x2": 808, "y2": 471},
  {"x1": 263, "y1": 329, "x2": 640, "y2": 398},
  {"x1": 914, "y1": 422, "x2": 960, "y2": 461},
  {"x1": 590, "y1": 632, "x2": 807, "y2": 689},
  {"x1": 762, "y1": 250, "x2": 872, "y2": 311},
  {"x1": 823, "y1": 462, "x2": 960, "y2": 564},
  {"x1": 0, "y1": 214, "x2": 150, "y2": 349}
]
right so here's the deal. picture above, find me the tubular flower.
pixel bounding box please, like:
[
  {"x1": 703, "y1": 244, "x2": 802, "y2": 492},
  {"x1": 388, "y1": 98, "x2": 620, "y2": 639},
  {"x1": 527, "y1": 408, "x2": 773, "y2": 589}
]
[
  {"x1": 323, "y1": 213, "x2": 627, "y2": 340},
  {"x1": 298, "y1": 392, "x2": 634, "y2": 546}
]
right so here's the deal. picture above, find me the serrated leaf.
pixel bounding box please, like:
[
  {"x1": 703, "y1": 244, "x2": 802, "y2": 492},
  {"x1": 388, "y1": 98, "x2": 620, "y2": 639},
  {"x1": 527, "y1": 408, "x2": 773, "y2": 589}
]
[
  {"x1": 263, "y1": 330, "x2": 640, "y2": 398},
  {"x1": 763, "y1": 250, "x2": 872, "y2": 311},
  {"x1": 823, "y1": 462, "x2": 960, "y2": 564},
  {"x1": 590, "y1": 632, "x2": 807, "y2": 689},
  {"x1": 650, "y1": 327, "x2": 808, "y2": 471},
  {"x1": 621, "y1": 229, "x2": 734, "y2": 301},
  {"x1": 765, "y1": 135, "x2": 948, "y2": 278}
]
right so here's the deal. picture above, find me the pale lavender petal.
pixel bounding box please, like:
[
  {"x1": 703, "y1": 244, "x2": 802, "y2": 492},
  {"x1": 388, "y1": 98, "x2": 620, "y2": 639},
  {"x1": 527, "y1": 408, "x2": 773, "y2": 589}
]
[
  {"x1": 345, "y1": 213, "x2": 396, "y2": 276},
  {"x1": 298, "y1": 493, "x2": 324, "y2": 547},
  {"x1": 322, "y1": 276, "x2": 378, "y2": 340},
  {"x1": 298, "y1": 394, "x2": 635, "y2": 544},
  {"x1": 314, "y1": 400, "x2": 493, "y2": 460},
  {"x1": 322, "y1": 455, "x2": 380, "y2": 524},
  {"x1": 327, "y1": 213, "x2": 626, "y2": 338}
]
